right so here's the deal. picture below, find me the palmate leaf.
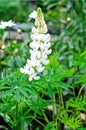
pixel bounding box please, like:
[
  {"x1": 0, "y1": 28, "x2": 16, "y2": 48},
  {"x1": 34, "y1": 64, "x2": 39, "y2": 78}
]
[
  {"x1": 66, "y1": 115, "x2": 82, "y2": 130},
  {"x1": 47, "y1": 53, "x2": 74, "y2": 78},
  {"x1": 34, "y1": 53, "x2": 75, "y2": 95},
  {"x1": 0, "y1": 71, "x2": 37, "y2": 101},
  {"x1": 58, "y1": 112, "x2": 82, "y2": 130},
  {"x1": 67, "y1": 95, "x2": 86, "y2": 112},
  {"x1": 38, "y1": 67, "x2": 74, "y2": 93},
  {"x1": 0, "y1": 98, "x2": 15, "y2": 114},
  {"x1": 27, "y1": 97, "x2": 49, "y2": 116}
]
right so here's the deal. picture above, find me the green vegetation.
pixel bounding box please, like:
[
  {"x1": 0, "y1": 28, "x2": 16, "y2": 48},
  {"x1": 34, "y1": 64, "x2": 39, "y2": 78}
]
[
  {"x1": 0, "y1": 0, "x2": 86, "y2": 130},
  {"x1": 0, "y1": 0, "x2": 31, "y2": 22}
]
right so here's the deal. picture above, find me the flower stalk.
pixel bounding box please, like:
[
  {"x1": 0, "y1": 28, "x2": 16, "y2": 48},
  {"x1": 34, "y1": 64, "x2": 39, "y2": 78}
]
[{"x1": 20, "y1": 8, "x2": 52, "y2": 81}]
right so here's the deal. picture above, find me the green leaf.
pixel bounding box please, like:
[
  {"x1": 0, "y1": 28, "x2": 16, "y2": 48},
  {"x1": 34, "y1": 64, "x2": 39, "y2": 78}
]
[
  {"x1": 0, "y1": 89, "x2": 14, "y2": 98},
  {"x1": 14, "y1": 89, "x2": 20, "y2": 102},
  {"x1": 48, "y1": 84, "x2": 53, "y2": 98}
]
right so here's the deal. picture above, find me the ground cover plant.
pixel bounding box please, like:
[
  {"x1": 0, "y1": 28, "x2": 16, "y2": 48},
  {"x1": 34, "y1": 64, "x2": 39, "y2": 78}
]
[{"x1": 0, "y1": 1, "x2": 86, "y2": 130}]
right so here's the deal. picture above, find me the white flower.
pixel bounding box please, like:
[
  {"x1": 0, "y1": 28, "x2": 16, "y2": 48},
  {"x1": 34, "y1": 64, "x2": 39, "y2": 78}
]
[
  {"x1": 20, "y1": 8, "x2": 52, "y2": 81},
  {"x1": 46, "y1": 49, "x2": 52, "y2": 55},
  {"x1": 20, "y1": 68, "x2": 25, "y2": 73},
  {"x1": 32, "y1": 27, "x2": 37, "y2": 33},
  {"x1": 0, "y1": 24, "x2": 5, "y2": 29},
  {"x1": 1, "y1": 20, "x2": 16, "y2": 27},
  {"x1": 34, "y1": 76, "x2": 40, "y2": 80},
  {"x1": 0, "y1": 20, "x2": 16, "y2": 29},
  {"x1": 29, "y1": 10, "x2": 37, "y2": 19},
  {"x1": 37, "y1": 66, "x2": 44, "y2": 73},
  {"x1": 41, "y1": 52, "x2": 47, "y2": 59},
  {"x1": 29, "y1": 76, "x2": 33, "y2": 81},
  {"x1": 30, "y1": 42, "x2": 40, "y2": 49},
  {"x1": 44, "y1": 42, "x2": 51, "y2": 48},
  {"x1": 44, "y1": 34, "x2": 51, "y2": 42},
  {"x1": 29, "y1": 68, "x2": 34, "y2": 75}
]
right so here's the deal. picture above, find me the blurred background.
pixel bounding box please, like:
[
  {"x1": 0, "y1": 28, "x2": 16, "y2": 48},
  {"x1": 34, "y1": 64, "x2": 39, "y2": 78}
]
[{"x1": 0, "y1": 0, "x2": 86, "y2": 34}]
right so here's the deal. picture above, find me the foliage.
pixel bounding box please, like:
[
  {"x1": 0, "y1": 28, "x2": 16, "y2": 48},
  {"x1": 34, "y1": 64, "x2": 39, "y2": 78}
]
[
  {"x1": 0, "y1": 1, "x2": 86, "y2": 130},
  {"x1": 67, "y1": 95, "x2": 86, "y2": 112},
  {"x1": 0, "y1": 71, "x2": 49, "y2": 129},
  {"x1": 50, "y1": 0, "x2": 86, "y2": 67},
  {"x1": 0, "y1": 0, "x2": 31, "y2": 22},
  {"x1": 58, "y1": 111, "x2": 82, "y2": 130}
]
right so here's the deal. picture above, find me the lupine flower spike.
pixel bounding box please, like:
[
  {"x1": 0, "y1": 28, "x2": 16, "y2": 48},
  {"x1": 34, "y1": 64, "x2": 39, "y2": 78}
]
[{"x1": 20, "y1": 8, "x2": 52, "y2": 81}]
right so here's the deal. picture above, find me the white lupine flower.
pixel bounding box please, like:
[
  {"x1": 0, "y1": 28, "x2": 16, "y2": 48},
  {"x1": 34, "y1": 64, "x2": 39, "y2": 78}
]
[
  {"x1": 34, "y1": 76, "x2": 40, "y2": 80},
  {"x1": 30, "y1": 42, "x2": 40, "y2": 49},
  {"x1": 29, "y1": 76, "x2": 33, "y2": 81},
  {"x1": 40, "y1": 43, "x2": 45, "y2": 50},
  {"x1": 29, "y1": 68, "x2": 34, "y2": 75},
  {"x1": 37, "y1": 66, "x2": 44, "y2": 73},
  {"x1": 0, "y1": 20, "x2": 16, "y2": 29},
  {"x1": 32, "y1": 27, "x2": 37, "y2": 33},
  {"x1": 46, "y1": 49, "x2": 52, "y2": 55},
  {"x1": 35, "y1": 60, "x2": 40, "y2": 67},
  {"x1": 42, "y1": 53, "x2": 47, "y2": 59},
  {"x1": 29, "y1": 10, "x2": 37, "y2": 19},
  {"x1": 20, "y1": 68, "x2": 25, "y2": 73},
  {"x1": 20, "y1": 8, "x2": 52, "y2": 81},
  {"x1": 36, "y1": 51, "x2": 41, "y2": 59},
  {"x1": 44, "y1": 42, "x2": 51, "y2": 48}
]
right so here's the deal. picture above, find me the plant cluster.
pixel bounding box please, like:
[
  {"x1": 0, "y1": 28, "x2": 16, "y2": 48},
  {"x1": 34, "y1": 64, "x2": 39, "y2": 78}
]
[{"x1": 0, "y1": 1, "x2": 86, "y2": 130}]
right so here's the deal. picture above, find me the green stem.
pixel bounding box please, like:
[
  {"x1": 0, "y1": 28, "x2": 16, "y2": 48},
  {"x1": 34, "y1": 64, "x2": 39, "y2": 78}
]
[
  {"x1": 52, "y1": 94, "x2": 58, "y2": 130},
  {"x1": 60, "y1": 91, "x2": 64, "y2": 108},
  {"x1": 42, "y1": 110, "x2": 49, "y2": 123},
  {"x1": 57, "y1": 91, "x2": 64, "y2": 130},
  {"x1": 52, "y1": 94, "x2": 57, "y2": 121},
  {"x1": 34, "y1": 118, "x2": 45, "y2": 127},
  {"x1": 78, "y1": 85, "x2": 85, "y2": 97},
  {"x1": 20, "y1": 107, "x2": 24, "y2": 130},
  {"x1": 16, "y1": 102, "x2": 24, "y2": 130},
  {"x1": 20, "y1": 120, "x2": 24, "y2": 130},
  {"x1": 16, "y1": 102, "x2": 18, "y2": 118},
  {"x1": 16, "y1": 102, "x2": 19, "y2": 130}
]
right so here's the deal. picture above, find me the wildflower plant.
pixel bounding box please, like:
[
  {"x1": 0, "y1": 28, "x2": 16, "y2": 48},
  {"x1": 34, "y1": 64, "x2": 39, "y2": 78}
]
[
  {"x1": 0, "y1": 6, "x2": 86, "y2": 130},
  {"x1": 20, "y1": 8, "x2": 52, "y2": 81}
]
